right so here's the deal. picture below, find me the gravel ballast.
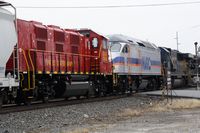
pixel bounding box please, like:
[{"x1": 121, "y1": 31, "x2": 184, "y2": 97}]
[{"x1": 0, "y1": 95, "x2": 156, "y2": 133}]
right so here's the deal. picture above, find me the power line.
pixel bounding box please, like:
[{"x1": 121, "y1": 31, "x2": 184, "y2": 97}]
[
  {"x1": 192, "y1": 25, "x2": 200, "y2": 29},
  {"x1": 16, "y1": 1, "x2": 200, "y2": 9}
]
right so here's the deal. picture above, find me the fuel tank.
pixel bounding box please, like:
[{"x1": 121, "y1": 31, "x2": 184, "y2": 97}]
[{"x1": 63, "y1": 81, "x2": 94, "y2": 97}]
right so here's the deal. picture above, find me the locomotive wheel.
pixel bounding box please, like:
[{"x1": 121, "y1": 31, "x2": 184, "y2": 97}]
[
  {"x1": 2, "y1": 90, "x2": 8, "y2": 104},
  {"x1": 24, "y1": 99, "x2": 31, "y2": 106},
  {"x1": 98, "y1": 84, "x2": 106, "y2": 97},
  {"x1": 119, "y1": 84, "x2": 125, "y2": 95},
  {"x1": 85, "y1": 91, "x2": 90, "y2": 99},
  {"x1": 96, "y1": 89, "x2": 103, "y2": 97},
  {"x1": 15, "y1": 88, "x2": 23, "y2": 105},
  {"x1": 148, "y1": 79, "x2": 156, "y2": 90},
  {"x1": 99, "y1": 91, "x2": 104, "y2": 97},
  {"x1": 33, "y1": 86, "x2": 39, "y2": 100},
  {"x1": 42, "y1": 96, "x2": 49, "y2": 103},
  {"x1": 0, "y1": 96, "x2": 2, "y2": 108}
]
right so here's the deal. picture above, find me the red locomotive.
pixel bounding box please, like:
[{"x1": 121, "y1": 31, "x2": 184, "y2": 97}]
[{"x1": 5, "y1": 19, "x2": 112, "y2": 104}]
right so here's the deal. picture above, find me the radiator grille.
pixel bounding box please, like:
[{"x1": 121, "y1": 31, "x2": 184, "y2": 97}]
[
  {"x1": 37, "y1": 41, "x2": 46, "y2": 50},
  {"x1": 35, "y1": 27, "x2": 47, "y2": 40},
  {"x1": 71, "y1": 46, "x2": 78, "y2": 54},
  {"x1": 70, "y1": 34, "x2": 80, "y2": 45},
  {"x1": 54, "y1": 31, "x2": 65, "y2": 42}
]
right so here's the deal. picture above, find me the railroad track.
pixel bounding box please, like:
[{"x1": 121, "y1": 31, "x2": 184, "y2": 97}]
[
  {"x1": 0, "y1": 86, "x2": 193, "y2": 114},
  {"x1": 0, "y1": 94, "x2": 134, "y2": 114}
]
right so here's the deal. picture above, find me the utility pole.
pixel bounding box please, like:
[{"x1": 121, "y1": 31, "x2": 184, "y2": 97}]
[
  {"x1": 194, "y1": 42, "x2": 199, "y2": 90},
  {"x1": 175, "y1": 32, "x2": 180, "y2": 51}
]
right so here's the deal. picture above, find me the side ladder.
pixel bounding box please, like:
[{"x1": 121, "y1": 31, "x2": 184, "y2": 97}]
[{"x1": 13, "y1": 46, "x2": 20, "y2": 80}]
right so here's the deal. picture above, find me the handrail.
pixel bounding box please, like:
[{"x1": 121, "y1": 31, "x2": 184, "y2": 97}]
[
  {"x1": 28, "y1": 49, "x2": 98, "y2": 58},
  {"x1": 98, "y1": 42, "x2": 102, "y2": 58},
  {"x1": 13, "y1": 48, "x2": 16, "y2": 78},
  {"x1": 28, "y1": 50, "x2": 35, "y2": 89},
  {"x1": 21, "y1": 49, "x2": 31, "y2": 90},
  {"x1": 20, "y1": 73, "x2": 24, "y2": 87}
]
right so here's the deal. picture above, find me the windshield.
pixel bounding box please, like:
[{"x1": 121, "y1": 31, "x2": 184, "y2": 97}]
[{"x1": 110, "y1": 42, "x2": 121, "y2": 52}]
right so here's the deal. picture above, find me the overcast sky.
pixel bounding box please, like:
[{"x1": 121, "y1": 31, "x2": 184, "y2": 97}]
[{"x1": 6, "y1": 0, "x2": 200, "y2": 54}]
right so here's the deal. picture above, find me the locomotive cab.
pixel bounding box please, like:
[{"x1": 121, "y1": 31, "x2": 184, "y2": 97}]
[
  {"x1": 108, "y1": 34, "x2": 161, "y2": 92},
  {"x1": 78, "y1": 29, "x2": 113, "y2": 96},
  {"x1": 109, "y1": 41, "x2": 131, "y2": 73},
  {"x1": 78, "y1": 29, "x2": 112, "y2": 75}
]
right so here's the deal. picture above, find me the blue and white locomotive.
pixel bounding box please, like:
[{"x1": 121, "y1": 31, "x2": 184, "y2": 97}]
[{"x1": 108, "y1": 34, "x2": 162, "y2": 91}]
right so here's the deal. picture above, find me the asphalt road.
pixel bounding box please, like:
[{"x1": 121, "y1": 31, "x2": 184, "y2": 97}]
[{"x1": 96, "y1": 108, "x2": 200, "y2": 133}]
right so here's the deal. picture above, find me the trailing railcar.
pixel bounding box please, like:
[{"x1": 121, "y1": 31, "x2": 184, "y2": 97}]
[
  {"x1": 0, "y1": 1, "x2": 19, "y2": 105},
  {"x1": 159, "y1": 47, "x2": 195, "y2": 88},
  {"x1": 108, "y1": 34, "x2": 162, "y2": 92}
]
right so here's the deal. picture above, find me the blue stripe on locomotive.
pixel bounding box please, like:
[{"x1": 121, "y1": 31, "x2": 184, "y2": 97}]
[
  {"x1": 112, "y1": 56, "x2": 161, "y2": 66},
  {"x1": 112, "y1": 57, "x2": 125, "y2": 64}
]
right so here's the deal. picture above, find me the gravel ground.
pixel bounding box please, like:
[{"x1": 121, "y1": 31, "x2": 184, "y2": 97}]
[
  {"x1": 0, "y1": 94, "x2": 156, "y2": 133},
  {"x1": 96, "y1": 109, "x2": 200, "y2": 133}
]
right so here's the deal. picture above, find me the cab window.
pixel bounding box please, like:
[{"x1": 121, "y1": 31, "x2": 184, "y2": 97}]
[
  {"x1": 103, "y1": 39, "x2": 107, "y2": 49},
  {"x1": 92, "y1": 38, "x2": 98, "y2": 48},
  {"x1": 87, "y1": 41, "x2": 90, "y2": 50},
  {"x1": 110, "y1": 42, "x2": 121, "y2": 52},
  {"x1": 122, "y1": 45, "x2": 129, "y2": 53}
]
